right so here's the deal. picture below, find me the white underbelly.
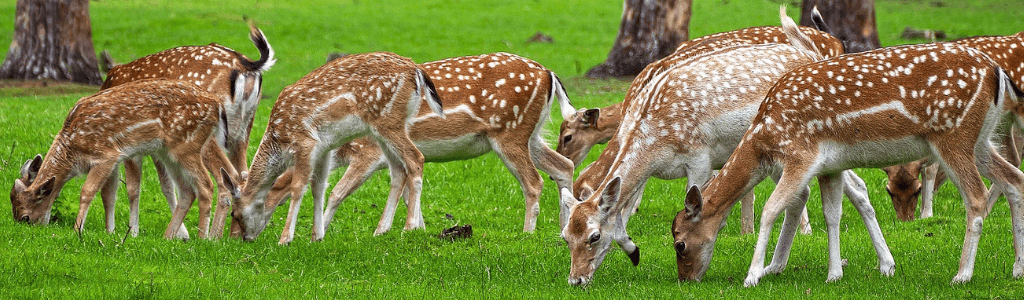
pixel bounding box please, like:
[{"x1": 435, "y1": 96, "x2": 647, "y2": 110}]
[
  {"x1": 415, "y1": 133, "x2": 492, "y2": 163},
  {"x1": 817, "y1": 136, "x2": 932, "y2": 173}
]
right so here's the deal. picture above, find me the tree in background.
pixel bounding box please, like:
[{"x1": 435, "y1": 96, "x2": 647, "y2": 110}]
[
  {"x1": 585, "y1": 0, "x2": 692, "y2": 79},
  {"x1": 800, "y1": 0, "x2": 881, "y2": 53},
  {"x1": 0, "y1": 0, "x2": 102, "y2": 85}
]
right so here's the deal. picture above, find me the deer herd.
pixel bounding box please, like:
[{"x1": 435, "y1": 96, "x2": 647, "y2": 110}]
[{"x1": 10, "y1": 8, "x2": 1024, "y2": 287}]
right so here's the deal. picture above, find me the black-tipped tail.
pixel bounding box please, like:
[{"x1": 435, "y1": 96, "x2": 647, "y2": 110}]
[{"x1": 242, "y1": 21, "x2": 276, "y2": 73}]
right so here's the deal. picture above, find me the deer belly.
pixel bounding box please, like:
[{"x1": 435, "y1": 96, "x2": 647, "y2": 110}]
[
  {"x1": 317, "y1": 115, "x2": 371, "y2": 149},
  {"x1": 817, "y1": 137, "x2": 932, "y2": 173},
  {"x1": 414, "y1": 133, "x2": 492, "y2": 163}
]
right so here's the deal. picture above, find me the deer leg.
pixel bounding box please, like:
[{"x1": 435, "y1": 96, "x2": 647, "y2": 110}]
[
  {"x1": 376, "y1": 126, "x2": 426, "y2": 232},
  {"x1": 841, "y1": 170, "x2": 895, "y2": 276},
  {"x1": 529, "y1": 137, "x2": 576, "y2": 229},
  {"x1": 374, "y1": 153, "x2": 407, "y2": 236},
  {"x1": 124, "y1": 157, "x2": 142, "y2": 237},
  {"x1": 154, "y1": 159, "x2": 189, "y2": 239},
  {"x1": 974, "y1": 144, "x2": 1024, "y2": 279},
  {"x1": 324, "y1": 156, "x2": 385, "y2": 231},
  {"x1": 745, "y1": 165, "x2": 814, "y2": 287},
  {"x1": 309, "y1": 151, "x2": 332, "y2": 242},
  {"x1": 493, "y1": 140, "x2": 544, "y2": 232},
  {"x1": 100, "y1": 165, "x2": 120, "y2": 234},
  {"x1": 280, "y1": 149, "x2": 313, "y2": 245},
  {"x1": 741, "y1": 191, "x2": 756, "y2": 235},
  {"x1": 932, "y1": 145, "x2": 990, "y2": 284},
  {"x1": 189, "y1": 159, "x2": 216, "y2": 240},
  {"x1": 764, "y1": 185, "x2": 810, "y2": 276},
  {"x1": 75, "y1": 161, "x2": 119, "y2": 234},
  {"x1": 817, "y1": 174, "x2": 845, "y2": 281},
  {"x1": 164, "y1": 161, "x2": 197, "y2": 240},
  {"x1": 920, "y1": 163, "x2": 938, "y2": 219}
]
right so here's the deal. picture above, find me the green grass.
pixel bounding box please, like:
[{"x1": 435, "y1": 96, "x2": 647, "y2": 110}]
[{"x1": 2, "y1": 0, "x2": 1024, "y2": 298}]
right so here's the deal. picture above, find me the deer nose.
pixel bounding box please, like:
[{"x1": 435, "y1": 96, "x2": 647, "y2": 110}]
[{"x1": 19, "y1": 215, "x2": 29, "y2": 222}]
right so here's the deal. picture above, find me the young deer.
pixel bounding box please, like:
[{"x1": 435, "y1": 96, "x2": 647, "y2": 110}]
[
  {"x1": 231, "y1": 52, "x2": 442, "y2": 244},
  {"x1": 672, "y1": 41, "x2": 1024, "y2": 286},
  {"x1": 561, "y1": 24, "x2": 846, "y2": 236},
  {"x1": 265, "y1": 53, "x2": 577, "y2": 233},
  {"x1": 10, "y1": 79, "x2": 240, "y2": 239},
  {"x1": 99, "y1": 23, "x2": 274, "y2": 238},
  {"x1": 560, "y1": 13, "x2": 892, "y2": 285},
  {"x1": 883, "y1": 33, "x2": 1024, "y2": 221}
]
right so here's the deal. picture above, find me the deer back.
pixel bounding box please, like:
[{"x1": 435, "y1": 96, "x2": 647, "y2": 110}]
[{"x1": 953, "y1": 34, "x2": 1024, "y2": 90}]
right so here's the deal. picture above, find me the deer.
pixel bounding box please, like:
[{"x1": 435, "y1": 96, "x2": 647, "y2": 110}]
[
  {"x1": 560, "y1": 24, "x2": 847, "y2": 236},
  {"x1": 262, "y1": 52, "x2": 578, "y2": 234},
  {"x1": 230, "y1": 52, "x2": 443, "y2": 244},
  {"x1": 560, "y1": 10, "x2": 893, "y2": 286},
  {"x1": 89, "y1": 22, "x2": 275, "y2": 238},
  {"x1": 10, "y1": 79, "x2": 241, "y2": 240},
  {"x1": 671, "y1": 35, "x2": 1024, "y2": 286},
  {"x1": 882, "y1": 33, "x2": 1024, "y2": 221}
]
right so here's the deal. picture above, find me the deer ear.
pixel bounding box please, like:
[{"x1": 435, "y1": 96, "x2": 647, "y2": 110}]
[
  {"x1": 580, "y1": 108, "x2": 600, "y2": 126},
  {"x1": 579, "y1": 186, "x2": 595, "y2": 200},
  {"x1": 221, "y1": 168, "x2": 240, "y2": 200},
  {"x1": 21, "y1": 155, "x2": 43, "y2": 181},
  {"x1": 36, "y1": 176, "x2": 56, "y2": 199},
  {"x1": 599, "y1": 177, "x2": 622, "y2": 214},
  {"x1": 684, "y1": 186, "x2": 703, "y2": 218}
]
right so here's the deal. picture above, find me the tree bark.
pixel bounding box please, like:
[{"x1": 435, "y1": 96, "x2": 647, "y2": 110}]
[
  {"x1": 0, "y1": 0, "x2": 102, "y2": 85},
  {"x1": 800, "y1": 0, "x2": 881, "y2": 53},
  {"x1": 586, "y1": 0, "x2": 692, "y2": 79}
]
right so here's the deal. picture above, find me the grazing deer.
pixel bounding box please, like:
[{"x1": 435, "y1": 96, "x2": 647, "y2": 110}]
[
  {"x1": 672, "y1": 39, "x2": 1024, "y2": 286},
  {"x1": 561, "y1": 24, "x2": 846, "y2": 236},
  {"x1": 231, "y1": 52, "x2": 443, "y2": 244},
  {"x1": 264, "y1": 53, "x2": 578, "y2": 233},
  {"x1": 10, "y1": 80, "x2": 241, "y2": 239},
  {"x1": 94, "y1": 22, "x2": 274, "y2": 237},
  {"x1": 560, "y1": 13, "x2": 892, "y2": 285},
  {"x1": 883, "y1": 33, "x2": 1024, "y2": 221}
]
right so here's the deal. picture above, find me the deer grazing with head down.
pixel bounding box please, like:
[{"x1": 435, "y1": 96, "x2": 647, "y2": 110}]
[
  {"x1": 560, "y1": 23, "x2": 847, "y2": 236},
  {"x1": 264, "y1": 53, "x2": 578, "y2": 234},
  {"x1": 231, "y1": 52, "x2": 443, "y2": 244},
  {"x1": 11, "y1": 80, "x2": 241, "y2": 240},
  {"x1": 560, "y1": 10, "x2": 893, "y2": 286},
  {"x1": 882, "y1": 33, "x2": 1024, "y2": 221},
  {"x1": 672, "y1": 32, "x2": 1024, "y2": 286},
  {"x1": 93, "y1": 23, "x2": 274, "y2": 238}
]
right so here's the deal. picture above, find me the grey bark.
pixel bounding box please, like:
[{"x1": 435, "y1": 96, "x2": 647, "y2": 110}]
[
  {"x1": 586, "y1": 0, "x2": 692, "y2": 79},
  {"x1": 0, "y1": 0, "x2": 102, "y2": 85}
]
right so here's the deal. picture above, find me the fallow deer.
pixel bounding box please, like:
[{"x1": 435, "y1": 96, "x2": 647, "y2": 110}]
[
  {"x1": 672, "y1": 40, "x2": 1024, "y2": 286},
  {"x1": 231, "y1": 52, "x2": 443, "y2": 244},
  {"x1": 561, "y1": 24, "x2": 847, "y2": 236},
  {"x1": 10, "y1": 79, "x2": 241, "y2": 240},
  {"x1": 560, "y1": 12, "x2": 893, "y2": 285},
  {"x1": 97, "y1": 22, "x2": 275, "y2": 237},
  {"x1": 265, "y1": 53, "x2": 578, "y2": 233},
  {"x1": 883, "y1": 33, "x2": 1024, "y2": 221}
]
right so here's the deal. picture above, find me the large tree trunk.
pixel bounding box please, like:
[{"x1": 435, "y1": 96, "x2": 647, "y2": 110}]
[
  {"x1": 585, "y1": 0, "x2": 692, "y2": 79},
  {"x1": 800, "y1": 0, "x2": 881, "y2": 53},
  {"x1": 0, "y1": 0, "x2": 102, "y2": 85}
]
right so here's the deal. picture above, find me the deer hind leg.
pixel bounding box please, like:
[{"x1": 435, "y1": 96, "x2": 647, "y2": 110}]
[
  {"x1": 492, "y1": 139, "x2": 543, "y2": 232},
  {"x1": 75, "y1": 160, "x2": 119, "y2": 234},
  {"x1": 309, "y1": 151, "x2": 332, "y2": 242},
  {"x1": 920, "y1": 162, "x2": 939, "y2": 219},
  {"x1": 124, "y1": 158, "x2": 142, "y2": 237},
  {"x1": 974, "y1": 144, "x2": 1024, "y2": 278},
  {"x1": 100, "y1": 164, "x2": 120, "y2": 234},
  {"x1": 374, "y1": 152, "x2": 408, "y2": 236},
  {"x1": 163, "y1": 159, "x2": 199, "y2": 240},
  {"x1": 279, "y1": 148, "x2": 315, "y2": 245},
  {"x1": 841, "y1": 170, "x2": 895, "y2": 276},
  {"x1": 746, "y1": 165, "x2": 814, "y2": 287},
  {"x1": 154, "y1": 159, "x2": 189, "y2": 239},
  {"x1": 324, "y1": 155, "x2": 385, "y2": 231},
  {"x1": 932, "y1": 143, "x2": 990, "y2": 284},
  {"x1": 528, "y1": 136, "x2": 575, "y2": 230}
]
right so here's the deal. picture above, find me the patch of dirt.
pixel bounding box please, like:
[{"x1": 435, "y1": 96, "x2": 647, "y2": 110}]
[{"x1": 0, "y1": 79, "x2": 100, "y2": 97}]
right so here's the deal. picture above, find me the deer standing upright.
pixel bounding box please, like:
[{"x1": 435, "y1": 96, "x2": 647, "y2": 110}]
[
  {"x1": 231, "y1": 52, "x2": 442, "y2": 244},
  {"x1": 10, "y1": 80, "x2": 241, "y2": 239},
  {"x1": 672, "y1": 40, "x2": 1024, "y2": 285},
  {"x1": 266, "y1": 53, "x2": 578, "y2": 233}
]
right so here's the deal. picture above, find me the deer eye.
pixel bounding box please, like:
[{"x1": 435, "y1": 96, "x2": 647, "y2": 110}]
[
  {"x1": 588, "y1": 232, "x2": 601, "y2": 244},
  {"x1": 563, "y1": 135, "x2": 573, "y2": 144}
]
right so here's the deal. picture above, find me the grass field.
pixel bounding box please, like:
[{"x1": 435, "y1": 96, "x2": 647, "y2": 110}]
[{"x1": 2, "y1": 0, "x2": 1024, "y2": 298}]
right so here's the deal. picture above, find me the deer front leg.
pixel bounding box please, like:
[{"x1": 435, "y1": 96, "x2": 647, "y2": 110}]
[
  {"x1": 841, "y1": 170, "x2": 895, "y2": 276},
  {"x1": 324, "y1": 157, "x2": 384, "y2": 231},
  {"x1": 101, "y1": 166, "x2": 120, "y2": 234},
  {"x1": 741, "y1": 192, "x2": 755, "y2": 235},
  {"x1": 746, "y1": 168, "x2": 812, "y2": 287},
  {"x1": 75, "y1": 161, "x2": 119, "y2": 234},
  {"x1": 124, "y1": 158, "x2": 142, "y2": 237},
  {"x1": 529, "y1": 137, "x2": 576, "y2": 229},
  {"x1": 492, "y1": 140, "x2": 544, "y2": 232},
  {"x1": 309, "y1": 152, "x2": 332, "y2": 242},
  {"x1": 816, "y1": 174, "x2": 845, "y2": 282},
  {"x1": 279, "y1": 150, "x2": 314, "y2": 245},
  {"x1": 764, "y1": 185, "x2": 810, "y2": 275},
  {"x1": 154, "y1": 160, "x2": 189, "y2": 239},
  {"x1": 164, "y1": 166, "x2": 197, "y2": 240}
]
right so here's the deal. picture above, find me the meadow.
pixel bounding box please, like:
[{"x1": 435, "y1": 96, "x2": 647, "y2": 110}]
[{"x1": 1, "y1": 0, "x2": 1024, "y2": 298}]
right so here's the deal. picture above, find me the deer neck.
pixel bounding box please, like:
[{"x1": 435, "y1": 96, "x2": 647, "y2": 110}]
[
  {"x1": 702, "y1": 144, "x2": 767, "y2": 223},
  {"x1": 595, "y1": 103, "x2": 624, "y2": 144}
]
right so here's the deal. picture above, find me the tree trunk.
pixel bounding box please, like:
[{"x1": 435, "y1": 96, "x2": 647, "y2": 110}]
[
  {"x1": 585, "y1": 0, "x2": 692, "y2": 79},
  {"x1": 800, "y1": 0, "x2": 881, "y2": 53},
  {"x1": 0, "y1": 0, "x2": 102, "y2": 85}
]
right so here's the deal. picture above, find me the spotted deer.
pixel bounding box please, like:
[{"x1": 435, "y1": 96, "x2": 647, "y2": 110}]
[
  {"x1": 264, "y1": 53, "x2": 577, "y2": 233},
  {"x1": 97, "y1": 22, "x2": 275, "y2": 237},
  {"x1": 231, "y1": 52, "x2": 443, "y2": 244},
  {"x1": 672, "y1": 39, "x2": 1024, "y2": 286},
  {"x1": 561, "y1": 24, "x2": 846, "y2": 236},
  {"x1": 882, "y1": 33, "x2": 1024, "y2": 221},
  {"x1": 10, "y1": 80, "x2": 241, "y2": 239},
  {"x1": 560, "y1": 12, "x2": 892, "y2": 285}
]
